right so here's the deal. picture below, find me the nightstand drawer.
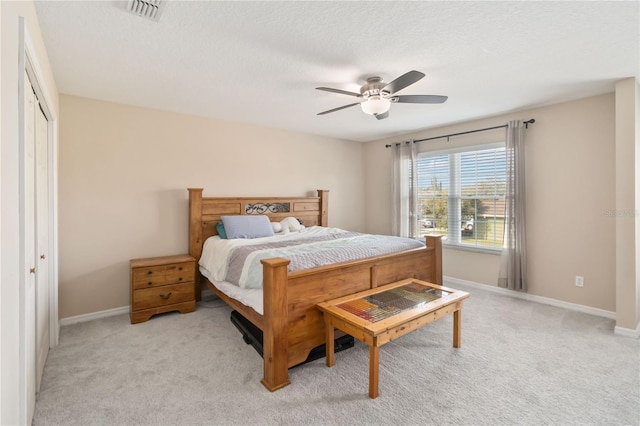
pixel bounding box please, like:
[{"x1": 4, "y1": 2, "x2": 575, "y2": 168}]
[
  {"x1": 165, "y1": 262, "x2": 195, "y2": 284},
  {"x1": 133, "y1": 282, "x2": 195, "y2": 310},
  {"x1": 132, "y1": 265, "x2": 167, "y2": 289}
]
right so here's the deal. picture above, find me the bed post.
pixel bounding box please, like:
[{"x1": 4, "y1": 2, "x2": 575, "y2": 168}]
[
  {"x1": 188, "y1": 188, "x2": 204, "y2": 302},
  {"x1": 188, "y1": 188, "x2": 203, "y2": 260},
  {"x1": 260, "y1": 257, "x2": 291, "y2": 392},
  {"x1": 426, "y1": 235, "x2": 443, "y2": 285},
  {"x1": 317, "y1": 189, "x2": 329, "y2": 226}
]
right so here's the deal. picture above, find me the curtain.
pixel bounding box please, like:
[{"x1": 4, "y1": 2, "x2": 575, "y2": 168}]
[
  {"x1": 391, "y1": 140, "x2": 417, "y2": 238},
  {"x1": 498, "y1": 120, "x2": 527, "y2": 291}
]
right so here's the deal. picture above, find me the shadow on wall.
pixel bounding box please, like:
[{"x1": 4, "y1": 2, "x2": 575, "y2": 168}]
[
  {"x1": 59, "y1": 261, "x2": 129, "y2": 320},
  {"x1": 124, "y1": 188, "x2": 190, "y2": 257},
  {"x1": 60, "y1": 189, "x2": 190, "y2": 320},
  {"x1": 150, "y1": 188, "x2": 189, "y2": 251}
]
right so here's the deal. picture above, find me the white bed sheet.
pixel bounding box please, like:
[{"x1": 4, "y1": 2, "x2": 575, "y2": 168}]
[
  {"x1": 198, "y1": 226, "x2": 348, "y2": 286},
  {"x1": 198, "y1": 229, "x2": 334, "y2": 315},
  {"x1": 198, "y1": 227, "x2": 348, "y2": 315},
  {"x1": 199, "y1": 266, "x2": 264, "y2": 315}
]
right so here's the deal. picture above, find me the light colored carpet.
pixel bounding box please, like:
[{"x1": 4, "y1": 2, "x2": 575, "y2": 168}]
[{"x1": 33, "y1": 285, "x2": 639, "y2": 426}]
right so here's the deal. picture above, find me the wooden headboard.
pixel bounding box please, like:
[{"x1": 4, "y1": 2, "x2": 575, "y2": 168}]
[{"x1": 187, "y1": 188, "x2": 329, "y2": 260}]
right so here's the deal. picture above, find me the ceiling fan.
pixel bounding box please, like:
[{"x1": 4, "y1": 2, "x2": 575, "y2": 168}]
[{"x1": 316, "y1": 70, "x2": 447, "y2": 120}]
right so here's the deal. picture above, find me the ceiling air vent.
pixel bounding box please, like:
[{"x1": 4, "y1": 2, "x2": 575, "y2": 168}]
[{"x1": 127, "y1": 0, "x2": 165, "y2": 22}]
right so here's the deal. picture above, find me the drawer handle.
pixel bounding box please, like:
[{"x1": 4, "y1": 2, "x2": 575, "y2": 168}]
[
  {"x1": 147, "y1": 281, "x2": 152, "y2": 285},
  {"x1": 179, "y1": 277, "x2": 183, "y2": 281},
  {"x1": 159, "y1": 292, "x2": 172, "y2": 300},
  {"x1": 178, "y1": 267, "x2": 183, "y2": 271},
  {"x1": 147, "y1": 271, "x2": 153, "y2": 275}
]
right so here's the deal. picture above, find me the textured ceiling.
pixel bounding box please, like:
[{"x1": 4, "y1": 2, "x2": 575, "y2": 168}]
[{"x1": 34, "y1": 1, "x2": 639, "y2": 142}]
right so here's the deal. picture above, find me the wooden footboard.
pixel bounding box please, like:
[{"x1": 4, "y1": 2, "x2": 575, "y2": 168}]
[
  {"x1": 188, "y1": 188, "x2": 442, "y2": 392},
  {"x1": 260, "y1": 236, "x2": 441, "y2": 391}
]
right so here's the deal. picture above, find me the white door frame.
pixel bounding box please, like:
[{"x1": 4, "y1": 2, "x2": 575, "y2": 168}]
[{"x1": 18, "y1": 16, "x2": 59, "y2": 424}]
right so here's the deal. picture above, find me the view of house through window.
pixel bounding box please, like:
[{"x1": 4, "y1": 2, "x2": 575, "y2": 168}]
[{"x1": 415, "y1": 145, "x2": 506, "y2": 249}]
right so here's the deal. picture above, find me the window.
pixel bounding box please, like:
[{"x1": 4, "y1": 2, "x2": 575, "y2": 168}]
[{"x1": 416, "y1": 144, "x2": 506, "y2": 250}]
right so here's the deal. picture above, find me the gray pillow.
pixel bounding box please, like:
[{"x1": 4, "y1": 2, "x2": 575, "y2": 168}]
[{"x1": 221, "y1": 215, "x2": 275, "y2": 239}]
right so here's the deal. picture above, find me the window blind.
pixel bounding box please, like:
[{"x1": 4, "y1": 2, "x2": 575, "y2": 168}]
[{"x1": 416, "y1": 146, "x2": 506, "y2": 249}]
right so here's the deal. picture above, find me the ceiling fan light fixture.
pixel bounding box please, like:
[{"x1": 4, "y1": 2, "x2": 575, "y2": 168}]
[
  {"x1": 360, "y1": 96, "x2": 391, "y2": 115},
  {"x1": 316, "y1": 71, "x2": 445, "y2": 118}
]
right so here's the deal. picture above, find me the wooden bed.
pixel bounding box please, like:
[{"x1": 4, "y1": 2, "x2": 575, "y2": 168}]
[{"x1": 188, "y1": 188, "x2": 443, "y2": 392}]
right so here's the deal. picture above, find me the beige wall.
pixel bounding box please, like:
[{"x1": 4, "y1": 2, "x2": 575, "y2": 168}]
[
  {"x1": 58, "y1": 95, "x2": 365, "y2": 318},
  {"x1": 364, "y1": 94, "x2": 618, "y2": 312},
  {"x1": 1, "y1": 1, "x2": 59, "y2": 423}
]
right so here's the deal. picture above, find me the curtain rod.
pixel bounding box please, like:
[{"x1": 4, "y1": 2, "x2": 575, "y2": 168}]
[{"x1": 384, "y1": 118, "x2": 535, "y2": 148}]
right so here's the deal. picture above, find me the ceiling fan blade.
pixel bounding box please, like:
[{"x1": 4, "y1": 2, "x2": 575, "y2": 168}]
[
  {"x1": 393, "y1": 95, "x2": 448, "y2": 104},
  {"x1": 374, "y1": 111, "x2": 389, "y2": 120},
  {"x1": 383, "y1": 70, "x2": 425, "y2": 95},
  {"x1": 317, "y1": 102, "x2": 361, "y2": 115},
  {"x1": 316, "y1": 87, "x2": 362, "y2": 97}
]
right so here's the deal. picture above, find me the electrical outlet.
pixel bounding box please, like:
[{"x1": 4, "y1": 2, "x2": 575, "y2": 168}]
[{"x1": 575, "y1": 276, "x2": 584, "y2": 287}]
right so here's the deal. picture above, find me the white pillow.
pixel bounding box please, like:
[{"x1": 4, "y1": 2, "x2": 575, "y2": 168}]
[
  {"x1": 280, "y1": 217, "x2": 303, "y2": 233},
  {"x1": 221, "y1": 215, "x2": 275, "y2": 239}
]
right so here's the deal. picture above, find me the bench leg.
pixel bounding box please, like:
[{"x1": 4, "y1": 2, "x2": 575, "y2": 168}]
[
  {"x1": 453, "y1": 309, "x2": 462, "y2": 348},
  {"x1": 369, "y1": 345, "x2": 380, "y2": 398},
  {"x1": 325, "y1": 316, "x2": 335, "y2": 367}
]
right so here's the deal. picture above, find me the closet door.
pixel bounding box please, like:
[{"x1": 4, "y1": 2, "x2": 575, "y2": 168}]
[
  {"x1": 22, "y1": 71, "x2": 37, "y2": 422},
  {"x1": 35, "y1": 101, "x2": 49, "y2": 392}
]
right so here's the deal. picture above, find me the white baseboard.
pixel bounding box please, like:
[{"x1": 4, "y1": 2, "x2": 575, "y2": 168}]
[
  {"x1": 444, "y1": 276, "x2": 617, "y2": 320},
  {"x1": 614, "y1": 322, "x2": 640, "y2": 338},
  {"x1": 60, "y1": 305, "x2": 130, "y2": 327},
  {"x1": 60, "y1": 289, "x2": 218, "y2": 327}
]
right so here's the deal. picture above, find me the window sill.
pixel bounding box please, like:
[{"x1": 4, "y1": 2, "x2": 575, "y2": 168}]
[{"x1": 442, "y1": 243, "x2": 503, "y2": 256}]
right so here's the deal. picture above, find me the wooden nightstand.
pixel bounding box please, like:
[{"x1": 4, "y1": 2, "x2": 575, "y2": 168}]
[{"x1": 130, "y1": 254, "x2": 196, "y2": 324}]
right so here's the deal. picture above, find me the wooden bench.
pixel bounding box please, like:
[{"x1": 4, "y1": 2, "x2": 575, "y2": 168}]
[{"x1": 317, "y1": 278, "x2": 470, "y2": 398}]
